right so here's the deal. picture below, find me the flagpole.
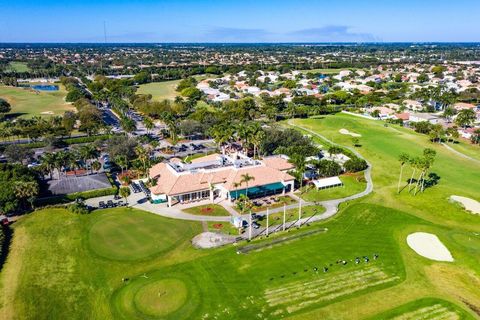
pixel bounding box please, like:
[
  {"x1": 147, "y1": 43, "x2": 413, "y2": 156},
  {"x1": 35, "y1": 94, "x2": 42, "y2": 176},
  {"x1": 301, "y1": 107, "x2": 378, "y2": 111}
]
[{"x1": 266, "y1": 208, "x2": 269, "y2": 236}]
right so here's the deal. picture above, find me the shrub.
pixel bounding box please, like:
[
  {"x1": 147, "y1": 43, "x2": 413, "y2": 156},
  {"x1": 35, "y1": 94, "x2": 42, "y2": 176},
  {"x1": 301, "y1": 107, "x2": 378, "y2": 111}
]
[
  {"x1": 344, "y1": 157, "x2": 368, "y2": 173},
  {"x1": 68, "y1": 202, "x2": 90, "y2": 214}
]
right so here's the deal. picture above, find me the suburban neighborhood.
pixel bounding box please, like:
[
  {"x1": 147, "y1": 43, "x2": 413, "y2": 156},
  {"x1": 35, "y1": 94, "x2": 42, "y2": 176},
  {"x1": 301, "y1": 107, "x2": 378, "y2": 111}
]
[{"x1": 0, "y1": 1, "x2": 479, "y2": 320}]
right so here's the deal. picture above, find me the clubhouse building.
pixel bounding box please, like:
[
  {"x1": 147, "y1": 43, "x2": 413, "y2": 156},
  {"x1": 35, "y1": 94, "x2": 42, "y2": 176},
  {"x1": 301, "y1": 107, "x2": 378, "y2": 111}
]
[{"x1": 148, "y1": 152, "x2": 295, "y2": 207}]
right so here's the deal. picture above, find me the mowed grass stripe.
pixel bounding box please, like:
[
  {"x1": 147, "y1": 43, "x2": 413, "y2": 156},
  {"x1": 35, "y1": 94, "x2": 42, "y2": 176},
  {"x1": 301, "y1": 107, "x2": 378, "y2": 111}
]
[
  {"x1": 265, "y1": 265, "x2": 400, "y2": 314},
  {"x1": 392, "y1": 305, "x2": 459, "y2": 320}
]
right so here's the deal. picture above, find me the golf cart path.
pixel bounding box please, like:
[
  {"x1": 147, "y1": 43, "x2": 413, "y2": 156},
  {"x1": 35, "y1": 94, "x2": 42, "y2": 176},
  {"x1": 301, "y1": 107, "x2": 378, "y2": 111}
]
[
  {"x1": 121, "y1": 120, "x2": 373, "y2": 227},
  {"x1": 441, "y1": 142, "x2": 480, "y2": 165},
  {"x1": 282, "y1": 120, "x2": 373, "y2": 222}
]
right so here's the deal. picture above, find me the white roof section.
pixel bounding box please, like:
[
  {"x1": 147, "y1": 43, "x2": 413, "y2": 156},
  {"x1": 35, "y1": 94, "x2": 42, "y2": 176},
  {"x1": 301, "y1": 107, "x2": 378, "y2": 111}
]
[{"x1": 312, "y1": 176, "x2": 343, "y2": 189}]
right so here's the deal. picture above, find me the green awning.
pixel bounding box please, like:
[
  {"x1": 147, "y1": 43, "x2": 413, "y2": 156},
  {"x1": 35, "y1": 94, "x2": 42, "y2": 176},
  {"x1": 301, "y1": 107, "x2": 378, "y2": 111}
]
[{"x1": 230, "y1": 182, "x2": 285, "y2": 199}]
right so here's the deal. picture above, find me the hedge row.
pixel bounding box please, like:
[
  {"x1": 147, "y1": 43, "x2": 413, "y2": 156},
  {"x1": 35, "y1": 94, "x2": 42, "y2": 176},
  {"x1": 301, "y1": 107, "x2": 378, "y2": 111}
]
[
  {"x1": 4, "y1": 134, "x2": 114, "y2": 150},
  {"x1": 35, "y1": 187, "x2": 118, "y2": 207}
]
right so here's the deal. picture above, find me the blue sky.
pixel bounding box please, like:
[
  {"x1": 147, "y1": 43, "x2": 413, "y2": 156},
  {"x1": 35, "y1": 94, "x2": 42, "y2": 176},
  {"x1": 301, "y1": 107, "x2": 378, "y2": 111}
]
[{"x1": 1, "y1": 0, "x2": 479, "y2": 43}]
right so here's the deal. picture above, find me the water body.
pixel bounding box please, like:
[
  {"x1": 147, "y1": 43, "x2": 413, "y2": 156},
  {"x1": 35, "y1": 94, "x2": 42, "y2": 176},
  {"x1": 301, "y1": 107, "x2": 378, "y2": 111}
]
[{"x1": 31, "y1": 84, "x2": 59, "y2": 91}]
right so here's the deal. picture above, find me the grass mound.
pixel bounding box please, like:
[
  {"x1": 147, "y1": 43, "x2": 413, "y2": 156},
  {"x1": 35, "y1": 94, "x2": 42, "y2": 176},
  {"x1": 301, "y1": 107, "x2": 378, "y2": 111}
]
[{"x1": 88, "y1": 208, "x2": 194, "y2": 261}]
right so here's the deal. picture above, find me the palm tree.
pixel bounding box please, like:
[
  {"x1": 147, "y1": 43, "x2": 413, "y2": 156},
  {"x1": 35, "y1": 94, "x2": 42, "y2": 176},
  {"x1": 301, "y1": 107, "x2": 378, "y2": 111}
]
[
  {"x1": 397, "y1": 153, "x2": 410, "y2": 193},
  {"x1": 135, "y1": 145, "x2": 150, "y2": 178},
  {"x1": 416, "y1": 148, "x2": 436, "y2": 194},
  {"x1": 407, "y1": 157, "x2": 419, "y2": 192},
  {"x1": 41, "y1": 152, "x2": 56, "y2": 180},
  {"x1": 289, "y1": 154, "x2": 306, "y2": 192},
  {"x1": 120, "y1": 116, "x2": 136, "y2": 134},
  {"x1": 119, "y1": 187, "x2": 131, "y2": 206},
  {"x1": 208, "y1": 124, "x2": 233, "y2": 154},
  {"x1": 78, "y1": 145, "x2": 99, "y2": 173},
  {"x1": 14, "y1": 181, "x2": 39, "y2": 210},
  {"x1": 286, "y1": 102, "x2": 297, "y2": 119},
  {"x1": 251, "y1": 129, "x2": 265, "y2": 159},
  {"x1": 91, "y1": 160, "x2": 101, "y2": 173},
  {"x1": 240, "y1": 173, "x2": 255, "y2": 198},
  {"x1": 143, "y1": 117, "x2": 154, "y2": 135},
  {"x1": 54, "y1": 151, "x2": 68, "y2": 179},
  {"x1": 455, "y1": 108, "x2": 476, "y2": 128},
  {"x1": 232, "y1": 182, "x2": 241, "y2": 200},
  {"x1": 115, "y1": 155, "x2": 128, "y2": 174}
]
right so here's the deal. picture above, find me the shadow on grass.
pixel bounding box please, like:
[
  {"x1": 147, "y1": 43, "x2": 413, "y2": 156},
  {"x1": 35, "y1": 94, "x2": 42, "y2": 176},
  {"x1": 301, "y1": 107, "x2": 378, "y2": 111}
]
[{"x1": 0, "y1": 225, "x2": 13, "y2": 272}]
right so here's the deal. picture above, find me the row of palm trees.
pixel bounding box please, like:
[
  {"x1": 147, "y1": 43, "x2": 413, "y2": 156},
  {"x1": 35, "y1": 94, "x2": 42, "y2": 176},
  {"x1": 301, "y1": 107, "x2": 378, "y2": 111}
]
[
  {"x1": 208, "y1": 122, "x2": 265, "y2": 158},
  {"x1": 40, "y1": 145, "x2": 101, "y2": 179},
  {"x1": 397, "y1": 148, "x2": 437, "y2": 196}
]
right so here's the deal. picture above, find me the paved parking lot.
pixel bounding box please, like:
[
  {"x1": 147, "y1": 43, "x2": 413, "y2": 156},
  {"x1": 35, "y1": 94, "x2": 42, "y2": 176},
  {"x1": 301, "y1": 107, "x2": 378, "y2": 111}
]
[{"x1": 47, "y1": 173, "x2": 112, "y2": 195}]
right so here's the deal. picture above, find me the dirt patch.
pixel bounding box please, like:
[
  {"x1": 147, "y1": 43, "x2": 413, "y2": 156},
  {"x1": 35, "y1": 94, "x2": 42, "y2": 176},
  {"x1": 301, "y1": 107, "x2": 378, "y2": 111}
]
[{"x1": 191, "y1": 232, "x2": 236, "y2": 249}]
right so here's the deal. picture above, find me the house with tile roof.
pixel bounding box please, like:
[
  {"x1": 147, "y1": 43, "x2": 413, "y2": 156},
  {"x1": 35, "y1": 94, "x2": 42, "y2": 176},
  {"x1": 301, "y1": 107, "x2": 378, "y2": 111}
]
[{"x1": 149, "y1": 153, "x2": 295, "y2": 206}]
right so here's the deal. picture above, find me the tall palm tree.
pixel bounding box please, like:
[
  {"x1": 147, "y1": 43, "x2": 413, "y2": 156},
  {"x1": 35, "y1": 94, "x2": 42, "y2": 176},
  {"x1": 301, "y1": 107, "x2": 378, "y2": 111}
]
[
  {"x1": 41, "y1": 152, "x2": 56, "y2": 180},
  {"x1": 135, "y1": 145, "x2": 150, "y2": 178},
  {"x1": 115, "y1": 155, "x2": 128, "y2": 175},
  {"x1": 397, "y1": 153, "x2": 410, "y2": 193},
  {"x1": 14, "y1": 181, "x2": 39, "y2": 210},
  {"x1": 408, "y1": 157, "x2": 419, "y2": 192},
  {"x1": 240, "y1": 173, "x2": 255, "y2": 199},
  {"x1": 143, "y1": 117, "x2": 154, "y2": 135},
  {"x1": 250, "y1": 129, "x2": 265, "y2": 159},
  {"x1": 289, "y1": 154, "x2": 306, "y2": 192},
  {"x1": 232, "y1": 182, "x2": 241, "y2": 200}
]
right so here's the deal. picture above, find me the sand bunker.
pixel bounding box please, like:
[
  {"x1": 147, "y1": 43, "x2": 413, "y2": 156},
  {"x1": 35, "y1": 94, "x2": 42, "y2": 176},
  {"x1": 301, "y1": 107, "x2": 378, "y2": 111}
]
[
  {"x1": 450, "y1": 195, "x2": 480, "y2": 214},
  {"x1": 40, "y1": 111, "x2": 54, "y2": 115},
  {"x1": 407, "y1": 232, "x2": 453, "y2": 262},
  {"x1": 339, "y1": 129, "x2": 361, "y2": 137}
]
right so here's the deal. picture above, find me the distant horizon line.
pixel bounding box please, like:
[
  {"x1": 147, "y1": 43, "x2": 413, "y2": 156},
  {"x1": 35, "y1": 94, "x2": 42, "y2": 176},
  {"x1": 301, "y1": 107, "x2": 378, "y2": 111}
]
[{"x1": 1, "y1": 41, "x2": 480, "y2": 45}]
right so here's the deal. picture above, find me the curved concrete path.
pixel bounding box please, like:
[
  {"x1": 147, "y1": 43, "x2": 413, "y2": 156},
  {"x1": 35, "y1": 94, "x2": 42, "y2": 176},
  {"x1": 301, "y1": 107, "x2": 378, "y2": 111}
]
[
  {"x1": 441, "y1": 142, "x2": 480, "y2": 165},
  {"x1": 118, "y1": 120, "x2": 373, "y2": 233}
]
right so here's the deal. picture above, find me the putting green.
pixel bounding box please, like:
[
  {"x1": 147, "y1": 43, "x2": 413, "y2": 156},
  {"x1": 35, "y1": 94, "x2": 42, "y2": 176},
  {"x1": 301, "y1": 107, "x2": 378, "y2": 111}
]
[
  {"x1": 88, "y1": 209, "x2": 194, "y2": 261},
  {"x1": 134, "y1": 279, "x2": 188, "y2": 317}
]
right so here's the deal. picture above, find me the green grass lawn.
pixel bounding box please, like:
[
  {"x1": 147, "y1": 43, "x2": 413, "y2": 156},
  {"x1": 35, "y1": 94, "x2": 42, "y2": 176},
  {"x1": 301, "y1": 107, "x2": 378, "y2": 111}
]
[
  {"x1": 0, "y1": 84, "x2": 73, "y2": 118},
  {"x1": 137, "y1": 75, "x2": 209, "y2": 102},
  {"x1": 300, "y1": 173, "x2": 366, "y2": 202},
  {"x1": 368, "y1": 297, "x2": 475, "y2": 320},
  {"x1": 207, "y1": 221, "x2": 240, "y2": 235},
  {"x1": 1, "y1": 113, "x2": 480, "y2": 319},
  {"x1": 183, "y1": 204, "x2": 231, "y2": 217},
  {"x1": 137, "y1": 80, "x2": 182, "y2": 101},
  {"x1": 5, "y1": 62, "x2": 31, "y2": 73},
  {"x1": 88, "y1": 209, "x2": 196, "y2": 261},
  {"x1": 291, "y1": 114, "x2": 480, "y2": 229},
  {"x1": 255, "y1": 205, "x2": 325, "y2": 228},
  {"x1": 444, "y1": 140, "x2": 480, "y2": 162}
]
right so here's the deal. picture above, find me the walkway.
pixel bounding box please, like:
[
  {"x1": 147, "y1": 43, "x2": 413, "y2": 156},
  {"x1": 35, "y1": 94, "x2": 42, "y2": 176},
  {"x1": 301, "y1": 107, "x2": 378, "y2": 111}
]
[
  {"x1": 441, "y1": 142, "x2": 480, "y2": 165},
  {"x1": 85, "y1": 121, "x2": 373, "y2": 237}
]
